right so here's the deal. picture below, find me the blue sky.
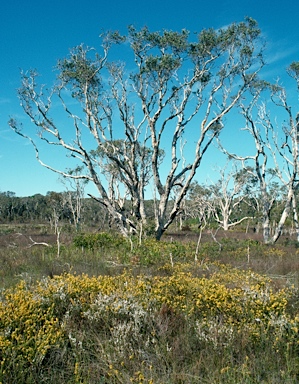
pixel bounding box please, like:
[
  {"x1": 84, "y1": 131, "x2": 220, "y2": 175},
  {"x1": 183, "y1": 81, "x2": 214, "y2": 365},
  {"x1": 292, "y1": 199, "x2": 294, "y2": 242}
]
[{"x1": 1, "y1": 0, "x2": 299, "y2": 196}]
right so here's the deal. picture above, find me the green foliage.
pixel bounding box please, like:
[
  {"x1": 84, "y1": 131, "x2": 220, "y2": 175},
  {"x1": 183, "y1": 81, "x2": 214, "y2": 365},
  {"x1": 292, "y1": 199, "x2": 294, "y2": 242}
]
[
  {"x1": 288, "y1": 61, "x2": 299, "y2": 78},
  {"x1": 143, "y1": 53, "x2": 181, "y2": 74},
  {"x1": 189, "y1": 17, "x2": 260, "y2": 62},
  {"x1": 128, "y1": 25, "x2": 189, "y2": 54},
  {"x1": 56, "y1": 44, "x2": 104, "y2": 102},
  {"x1": 73, "y1": 232, "x2": 127, "y2": 251},
  {"x1": 129, "y1": 237, "x2": 196, "y2": 266}
]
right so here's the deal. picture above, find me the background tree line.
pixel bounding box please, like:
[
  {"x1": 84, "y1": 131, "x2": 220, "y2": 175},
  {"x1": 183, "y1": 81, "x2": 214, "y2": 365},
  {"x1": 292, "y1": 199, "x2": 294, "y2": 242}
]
[
  {"x1": 0, "y1": 172, "x2": 297, "y2": 241},
  {"x1": 0, "y1": 191, "x2": 105, "y2": 228}
]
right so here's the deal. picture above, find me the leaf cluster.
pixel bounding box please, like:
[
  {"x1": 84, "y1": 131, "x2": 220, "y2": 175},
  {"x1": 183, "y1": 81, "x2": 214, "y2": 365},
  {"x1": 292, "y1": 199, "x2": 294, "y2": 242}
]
[{"x1": 56, "y1": 45, "x2": 102, "y2": 98}]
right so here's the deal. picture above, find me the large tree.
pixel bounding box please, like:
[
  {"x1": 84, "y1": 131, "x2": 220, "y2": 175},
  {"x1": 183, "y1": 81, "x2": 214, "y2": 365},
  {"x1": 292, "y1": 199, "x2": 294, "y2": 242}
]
[{"x1": 10, "y1": 18, "x2": 264, "y2": 240}]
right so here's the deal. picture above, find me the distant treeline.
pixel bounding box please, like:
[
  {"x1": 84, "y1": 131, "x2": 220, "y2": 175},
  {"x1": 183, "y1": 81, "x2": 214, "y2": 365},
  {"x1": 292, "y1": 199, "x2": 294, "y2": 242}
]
[
  {"x1": 0, "y1": 191, "x2": 105, "y2": 226},
  {"x1": 0, "y1": 191, "x2": 157, "y2": 230}
]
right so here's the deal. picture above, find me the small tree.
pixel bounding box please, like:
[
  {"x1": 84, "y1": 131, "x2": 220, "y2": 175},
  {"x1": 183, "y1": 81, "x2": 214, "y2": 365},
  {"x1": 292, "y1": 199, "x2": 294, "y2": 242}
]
[
  {"x1": 208, "y1": 162, "x2": 253, "y2": 231},
  {"x1": 10, "y1": 19, "x2": 264, "y2": 240},
  {"x1": 45, "y1": 192, "x2": 68, "y2": 257},
  {"x1": 60, "y1": 167, "x2": 87, "y2": 231}
]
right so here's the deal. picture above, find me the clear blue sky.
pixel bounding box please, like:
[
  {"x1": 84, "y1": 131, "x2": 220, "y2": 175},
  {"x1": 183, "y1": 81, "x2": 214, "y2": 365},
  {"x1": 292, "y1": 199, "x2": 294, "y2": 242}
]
[{"x1": 1, "y1": 0, "x2": 299, "y2": 196}]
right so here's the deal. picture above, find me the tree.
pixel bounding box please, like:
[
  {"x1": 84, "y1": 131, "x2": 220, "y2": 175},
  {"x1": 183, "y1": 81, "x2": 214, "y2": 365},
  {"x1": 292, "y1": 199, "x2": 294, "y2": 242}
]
[
  {"x1": 59, "y1": 167, "x2": 87, "y2": 230},
  {"x1": 220, "y1": 67, "x2": 299, "y2": 244},
  {"x1": 183, "y1": 181, "x2": 213, "y2": 227},
  {"x1": 208, "y1": 162, "x2": 254, "y2": 231},
  {"x1": 45, "y1": 191, "x2": 68, "y2": 257},
  {"x1": 9, "y1": 19, "x2": 264, "y2": 240},
  {"x1": 0, "y1": 191, "x2": 17, "y2": 221}
]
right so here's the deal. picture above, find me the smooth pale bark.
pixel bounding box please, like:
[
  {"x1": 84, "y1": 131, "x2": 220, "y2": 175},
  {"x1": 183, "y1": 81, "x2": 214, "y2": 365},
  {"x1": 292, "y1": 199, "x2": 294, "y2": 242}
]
[
  {"x1": 270, "y1": 189, "x2": 293, "y2": 244},
  {"x1": 220, "y1": 79, "x2": 299, "y2": 244}
]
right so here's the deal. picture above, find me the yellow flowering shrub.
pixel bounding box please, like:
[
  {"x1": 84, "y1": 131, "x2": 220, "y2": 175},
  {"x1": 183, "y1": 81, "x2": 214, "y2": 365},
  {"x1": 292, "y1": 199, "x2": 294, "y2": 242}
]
[
  {"x1": 0, "y1": 281, "x2": 62, "y2": 369},
  {"x1": 0, "y1": 262, "x2": 298, "y2": 382}
]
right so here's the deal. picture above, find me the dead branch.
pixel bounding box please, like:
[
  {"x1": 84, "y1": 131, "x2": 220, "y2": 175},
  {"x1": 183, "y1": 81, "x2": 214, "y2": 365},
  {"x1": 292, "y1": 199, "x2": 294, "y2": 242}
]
[{"x1": 28, "y1": 236, "x2": 50, "y2": 248}]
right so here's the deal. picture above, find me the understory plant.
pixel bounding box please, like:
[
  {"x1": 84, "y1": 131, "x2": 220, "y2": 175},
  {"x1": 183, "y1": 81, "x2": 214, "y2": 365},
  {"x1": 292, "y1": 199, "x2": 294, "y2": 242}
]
[{"x1": 1, "y1": 262, "x2": 298, "y2": 383}]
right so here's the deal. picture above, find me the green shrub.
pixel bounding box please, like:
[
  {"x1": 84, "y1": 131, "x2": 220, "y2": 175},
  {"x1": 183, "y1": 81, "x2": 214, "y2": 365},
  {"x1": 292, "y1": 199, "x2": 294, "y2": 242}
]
[{"x1": 73, "y1": 232, "x2": 128, "y2": 250}]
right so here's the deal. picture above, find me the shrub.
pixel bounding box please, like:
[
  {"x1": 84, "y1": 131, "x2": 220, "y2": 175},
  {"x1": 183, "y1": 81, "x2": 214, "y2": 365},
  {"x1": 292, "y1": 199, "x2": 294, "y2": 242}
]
[
  {"x1": 0, "y1": 281, "x2": 63, "y2": 382},
  {"x1": 73, "y1": 232, "x2": 128, "y2": 251},
  {"x1": 1, "y1": 264, "x2": 298, "y2": 382}
]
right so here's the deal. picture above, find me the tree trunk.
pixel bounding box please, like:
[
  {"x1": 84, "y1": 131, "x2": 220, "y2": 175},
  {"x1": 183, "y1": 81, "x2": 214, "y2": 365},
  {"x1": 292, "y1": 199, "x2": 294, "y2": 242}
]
[
  {"x1": 292, "y1": 193, "x2": 299, "y2": 242},
  {"x1": 266, "y1": 190, "x2": 293, "y2": 244}
]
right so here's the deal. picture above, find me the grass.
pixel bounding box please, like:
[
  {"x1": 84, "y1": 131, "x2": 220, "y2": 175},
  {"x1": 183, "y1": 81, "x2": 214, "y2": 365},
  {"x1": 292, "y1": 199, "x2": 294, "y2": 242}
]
[{"x1": 0, "y1": 225, "x2": 299, "y2": 383}]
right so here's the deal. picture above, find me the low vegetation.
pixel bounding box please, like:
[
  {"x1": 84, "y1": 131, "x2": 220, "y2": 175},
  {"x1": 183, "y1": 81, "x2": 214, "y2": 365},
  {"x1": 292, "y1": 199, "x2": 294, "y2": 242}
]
[{"x1": 0, "y1": 227, "x2": 299, "y2": 383}]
